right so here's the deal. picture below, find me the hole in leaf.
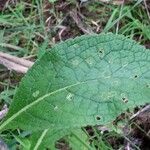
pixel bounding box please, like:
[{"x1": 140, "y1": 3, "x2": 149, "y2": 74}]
[
  {"x1": 66, "y1": 93, "x2": 74, "y2": 101},
  {"x1": 146, "y1": 84, "x2": 150, "y2": 88},
  {"x1": 98, "y1": 48, "x2": 105, "y2": 58},
  {"x1": 96, "y1": 116, "x2": 101, "y2": 120},
  {"x1": 134, "y1": 75, "x2": 138, "y2": 78},
  {"x1": 122, "y1": 97, "x2": 128, "y2": 103}
]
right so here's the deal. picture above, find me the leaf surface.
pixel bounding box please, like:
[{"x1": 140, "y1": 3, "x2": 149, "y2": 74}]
[
  {"x1": 0, "y1": 33, "x2": 150, "y2": 132},
  {"x1": 67, "y1": 129, "x2": 93, "y2": 150},
  {"x1": 30, "y1": 128, "x2": 91, "y2": 150},
  {"x1": 30, "y1": 128, "x2": 69, "y2": 150}
]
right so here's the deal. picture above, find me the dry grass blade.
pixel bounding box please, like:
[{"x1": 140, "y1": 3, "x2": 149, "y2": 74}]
[
  {"x1": 0, "y1": 105, "x2": 8, "y2": 120},
  {"x1": 0, "y1": 0, "x2": 8, "y2": 10},
  {"x1": 98, "y1": 0, "x2": 130, "y2": 5},
  {"x1": 130, "y1": 105, "x2": 150, "y2": 120},
  {"x1": 69, "y1": 10, "x2": 93, "y2": 34},
  {"x1": 0, "y1": 52, "x2": 33, "y2": 73}
]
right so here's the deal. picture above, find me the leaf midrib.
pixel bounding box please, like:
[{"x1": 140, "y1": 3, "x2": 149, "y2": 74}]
[{"x1": 0, "y1": 75, "x2": 146, "y2": 131}]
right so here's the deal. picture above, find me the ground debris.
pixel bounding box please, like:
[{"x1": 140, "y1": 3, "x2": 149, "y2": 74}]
[
  {"x1": 123, "y1": 105, "x2": 150, "y2": 150},
  {"x1": 0, "y1": 52, "x2": 33, "y2": 73}
]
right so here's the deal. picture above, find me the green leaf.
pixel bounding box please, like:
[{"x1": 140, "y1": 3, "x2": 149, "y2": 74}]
[
  {"x1": 13, "y1": 134, "x2": 31, "y2": 150},
  {"x1": 48, "y1": 0, "x2": 57, "y2": 3},
  {"x1": 0, "y1": 33, "x2": 150, "y2": 136},
  {"x1": 30, "y1": 128, "x2": 69, "y2": 150},
  {"x1": 67, "y1": 129, "x2": 94, "y2": 150},
  {"x1": 30, "y1": 128, "x2": 92, "y2": 150}
]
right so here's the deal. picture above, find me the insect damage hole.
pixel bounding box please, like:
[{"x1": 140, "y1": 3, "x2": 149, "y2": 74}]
[
  {"x1": 146, "y1": 84, "x2": 150, "y2": 88},
  {"x1": 99, "y1": 50, "x2": 103, "y2": 53},
  {"x1": 122, "y1": 97, "x2": 128, "y2": 103},
  {"x1": 96, "y1": 116, "x2": 101, "y2": 121},
  {"x1": 66, "y1": 93, "x2": 74, "y2": 101},
  {"x1": 134, "y1": 75, "x2": 138, "y2": 78},
  {"x1": 98, "y1": 48, "x2": 105, "y2": 58}
]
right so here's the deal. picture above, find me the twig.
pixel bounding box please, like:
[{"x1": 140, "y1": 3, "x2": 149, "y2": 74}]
[
  {"x1": 143, "y1": 0, "x2": 150, "y2": 21},
  {"x1": 0, "y1": 52, "x2": 34, "y2": 73},
  {"x1": 0, "y1": 43, "x2": 24, "y2": 51},
  {"x1": 130, "y1": 104, "x2": 150, "y2": 120},
  {"x1": 69, "y1": 10, "x2": 93, "y2": 34},
  {"x1": 0, "y1": 105, "x2": 8, "y2": 120}
]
